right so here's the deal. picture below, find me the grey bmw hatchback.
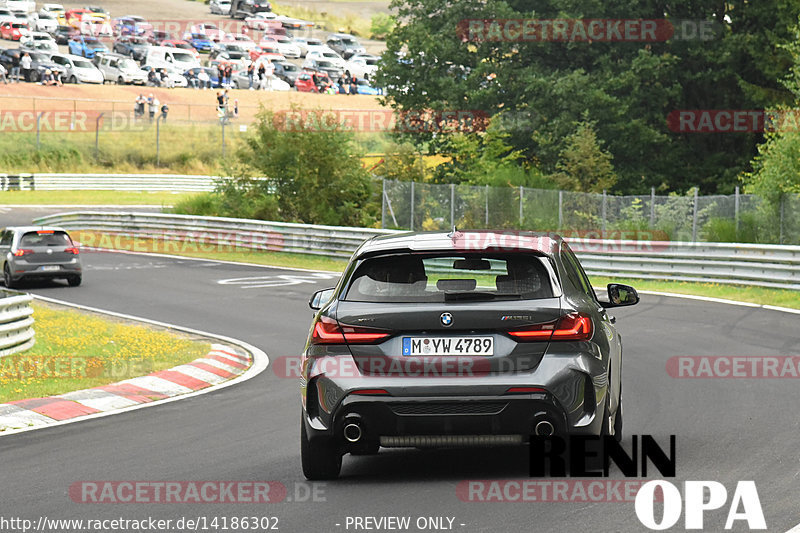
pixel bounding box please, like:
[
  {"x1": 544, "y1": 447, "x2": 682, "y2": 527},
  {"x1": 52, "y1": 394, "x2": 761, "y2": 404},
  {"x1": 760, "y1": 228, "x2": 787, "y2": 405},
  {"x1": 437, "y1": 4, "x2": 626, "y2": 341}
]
[
  {"x1": 1, "y1": 226, "x2": 83, "y2": 288},
  {"x1": 301, "y1": 230, "x2": 638, "y2": 479}
]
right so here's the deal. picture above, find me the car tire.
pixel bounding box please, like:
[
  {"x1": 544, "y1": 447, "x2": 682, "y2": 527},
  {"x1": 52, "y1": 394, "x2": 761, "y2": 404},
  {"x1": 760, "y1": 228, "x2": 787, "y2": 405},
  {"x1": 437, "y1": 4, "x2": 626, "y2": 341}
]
[
  {"x1": 300, "y1": 416, "x2": 341, "y2": 480},
  {"x1": 67, "y1": 275, "x2": 82, "y2": 287},
  {"x1": 68, "y1": 75, "x2": 77, "y2": 84},
  {"x1": 3, "y1": 264, "x2": 17, "y2": 289},
  {"x1": 29, "y1": 70, "x2": 39, "y2": 83},
  {"x1": 118, "y1": 76, "x2": 125, "y2": 85}
]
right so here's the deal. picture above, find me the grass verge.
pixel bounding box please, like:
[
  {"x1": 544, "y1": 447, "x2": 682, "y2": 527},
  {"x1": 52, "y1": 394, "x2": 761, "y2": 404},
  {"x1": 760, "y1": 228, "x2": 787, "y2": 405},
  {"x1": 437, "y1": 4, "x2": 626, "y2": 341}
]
[
  {"x1": 0, "y1": 191, "x2": 199, "y2": 206},
  {"x1": 70, "y1": 231, "x2": 800, "y2": 309},
  {"x1": 0, "y1": 302, "x2": 211, "y2": 403}
]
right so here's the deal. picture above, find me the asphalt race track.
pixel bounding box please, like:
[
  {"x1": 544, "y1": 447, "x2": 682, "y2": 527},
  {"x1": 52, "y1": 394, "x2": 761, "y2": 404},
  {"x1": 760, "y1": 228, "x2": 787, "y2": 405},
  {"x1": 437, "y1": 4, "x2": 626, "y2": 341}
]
[{"x1": 2, "y1": 243, "x2": 800, "y2": 531}]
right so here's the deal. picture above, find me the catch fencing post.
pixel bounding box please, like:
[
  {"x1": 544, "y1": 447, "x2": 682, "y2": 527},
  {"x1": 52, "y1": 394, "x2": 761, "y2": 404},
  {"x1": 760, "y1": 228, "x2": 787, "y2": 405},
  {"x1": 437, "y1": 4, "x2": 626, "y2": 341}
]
[
  {"x1": 735, "y1": 186, "x2": 740, "y2": 234},
  {"x1": 156, "y1": 114, "x2": 162, "y2": 166},
  {"x1": 36, "y1": 112, "x2": 44, "y2": 150},
  {"x1": 450, "y1": 183, "x2": 455, "y2": 228},
  {"x1": 94, "y1": 113, "x2": 104, "y2": 158},
  {"x1": 519, "y1": 185, "x2": 523, "y2": 227},
  {"x1": 221, "y1": 120, "x2": 226, "y2": 159},
  {"x1": 484, "y1": 184, "x2": 489, "y2": 226},
  {"x1": 650, "y1": 186, "x2": 656, "y2": 226},
  {"x1": 381, "y1": 179, "x2": 386, "y2": 229},
  {"x1": 558, "y1": 190, "x2": 563, "y2": 229},
  {"x1": 692, "y1": 187, "x2": 699, "y2": 242},
  {"x1": 602, "y1": 190, "x2": 607, "y2": 237},
  {"x1": 410, "y1": 181, "x2": 415, "y2": 231},
  {"x1": 779, "y1": 195, "x2": 785, "y2": 245}
]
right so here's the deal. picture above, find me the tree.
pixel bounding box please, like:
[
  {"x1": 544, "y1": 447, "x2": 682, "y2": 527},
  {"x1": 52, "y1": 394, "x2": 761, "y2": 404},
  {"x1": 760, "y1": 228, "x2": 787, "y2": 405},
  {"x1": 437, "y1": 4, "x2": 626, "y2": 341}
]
[
  {"x1": 376, "y1": 0, "x2": 800, "y2": 194},
  {"x1": 553, "y1": 122, "x2": 617, "y2": 193}
]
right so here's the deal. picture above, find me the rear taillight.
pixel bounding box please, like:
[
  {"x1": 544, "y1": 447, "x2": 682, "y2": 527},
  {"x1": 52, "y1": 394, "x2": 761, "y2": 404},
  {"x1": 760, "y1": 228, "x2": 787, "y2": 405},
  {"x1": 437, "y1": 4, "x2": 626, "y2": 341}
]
[
  {"x1": 508, "y1": 313, "x2": 593, "y2": 342},
  {"x1": 64, "y1": 247, "x2": 80, "y2": 254},
  {"x1": 311, "y1": 316, "x2": 391, "y2": 345},
  {"x1": 12, "y1": 249, "x2": 33, "y2": 257}
]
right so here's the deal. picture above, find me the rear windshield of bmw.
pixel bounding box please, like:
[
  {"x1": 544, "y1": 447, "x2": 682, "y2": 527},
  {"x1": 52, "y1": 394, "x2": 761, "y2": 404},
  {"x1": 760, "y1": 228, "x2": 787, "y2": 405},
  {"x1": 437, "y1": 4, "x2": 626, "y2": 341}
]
[{"x1": 343, "y1": 253, "x2": 558, "y2": 303}]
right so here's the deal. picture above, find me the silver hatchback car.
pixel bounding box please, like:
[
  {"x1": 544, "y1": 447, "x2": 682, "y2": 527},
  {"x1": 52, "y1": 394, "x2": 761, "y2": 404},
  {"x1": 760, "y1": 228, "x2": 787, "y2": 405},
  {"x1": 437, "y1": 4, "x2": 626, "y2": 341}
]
[{"x1": 0, "y1": 226, "x2": 82, "y2": 288}]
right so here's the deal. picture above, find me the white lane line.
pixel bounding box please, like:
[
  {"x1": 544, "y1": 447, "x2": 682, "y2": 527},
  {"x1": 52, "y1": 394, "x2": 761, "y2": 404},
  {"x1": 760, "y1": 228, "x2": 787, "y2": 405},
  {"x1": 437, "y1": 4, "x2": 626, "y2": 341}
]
[
  {"x1": 0, "y1": 295, "x2": 269, "y2": 437},
  {"x1": 785, "y1": 523, "x2": 800, "y2": 533}
]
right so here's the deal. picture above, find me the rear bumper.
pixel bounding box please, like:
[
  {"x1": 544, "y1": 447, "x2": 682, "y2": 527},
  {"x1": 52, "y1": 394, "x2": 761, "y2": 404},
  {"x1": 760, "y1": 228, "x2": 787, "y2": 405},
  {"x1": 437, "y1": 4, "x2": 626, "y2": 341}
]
[{"x1": 10, "y1": 262, "x2": 81, "y2": 280}]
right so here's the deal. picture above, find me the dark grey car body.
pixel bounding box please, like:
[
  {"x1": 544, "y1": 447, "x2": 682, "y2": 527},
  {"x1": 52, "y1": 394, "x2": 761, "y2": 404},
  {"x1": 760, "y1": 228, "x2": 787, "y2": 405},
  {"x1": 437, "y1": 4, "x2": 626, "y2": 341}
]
[
  {"x1": 300, "y1": 230, "x2": 638, "y2": 479},
  {"x1": 1, "y1": 226, "x2": 82, "y2": 288}
]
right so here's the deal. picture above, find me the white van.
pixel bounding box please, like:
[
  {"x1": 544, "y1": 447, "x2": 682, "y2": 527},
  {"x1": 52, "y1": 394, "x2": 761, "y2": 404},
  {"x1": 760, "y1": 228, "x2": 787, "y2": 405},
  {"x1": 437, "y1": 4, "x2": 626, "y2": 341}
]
[{"x1": 144, "y1": 45, "x2": 200, "y2": 72}]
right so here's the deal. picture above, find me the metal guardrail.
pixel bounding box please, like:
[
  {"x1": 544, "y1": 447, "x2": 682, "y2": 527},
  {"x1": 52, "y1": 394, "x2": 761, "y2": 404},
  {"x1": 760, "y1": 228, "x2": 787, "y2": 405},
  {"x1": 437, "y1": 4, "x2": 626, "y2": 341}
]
[
  {"x1": 0, "y1": 290, "x2": 35, "y2": 358},
  {"x1": 0, "y1": 174, "x2": 221, "y2": 192},
  {"x1": 32, "y1": 212, "x2": 800, "y2": 291}
]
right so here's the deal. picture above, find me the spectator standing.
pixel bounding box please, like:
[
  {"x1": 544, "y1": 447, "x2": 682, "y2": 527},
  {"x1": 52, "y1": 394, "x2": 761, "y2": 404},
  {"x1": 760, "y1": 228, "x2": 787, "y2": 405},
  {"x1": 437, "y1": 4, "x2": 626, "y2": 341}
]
[
  {"x1": 160, "y1": 69, "x2": 171, "y2": 88},
  {"x1": 20, "y1": 53, "x2": 32, "y2": 82},
  {"x1": 224, "y1": 64, "x2": 233, "y2": 88},
  {"x1": 217, "y1": 64, "x2": 224, "y2": 88},
  {"x1": 135, "y1": 94, "x2": 145, "y2": 119},
  {"x1": 349, "y1": 73, "x2": 358, "y2": 95},
  {"x1": 160, "y1": 102, "x2": 169, "y2": 122},
  {"x1": 10, "y1": 55, "x2": 21, "y2": 83},
  {"x1": 0, "y1": 63, "x2": 8, "y2": 84},
  {"x1": 216, "y1": 91, "x2": 226, "y2": 117},
  {"x1": 233, "y1": 99, "x2": 239, "y2": 118},
  {"x1": 247, "y1": 62, "x2": 255, "y2": 89},
  {"x1": 147, "y1": 94, "x2": 157, "y2": 122}
]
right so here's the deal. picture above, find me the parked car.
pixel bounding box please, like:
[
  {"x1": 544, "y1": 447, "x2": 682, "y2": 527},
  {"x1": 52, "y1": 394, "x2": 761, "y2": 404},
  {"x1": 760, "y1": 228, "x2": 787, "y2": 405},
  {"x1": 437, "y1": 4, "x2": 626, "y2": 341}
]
[
  {"x1": 249, "y1": 44, "x2": 284, "y2": 62},
  {"x1": 183, "y1": 33, "x2": 214, "y2": 53},
  {"x1": 293, "y1": 71, "x2": 317, "y2": 92},
  {"x1": 64, "y1": 8, "x2": 91, "y2": 28},
  {"x1": 299, "y1": 230, "x2": 639, "y2": 479},
  {"x1": 0, "y1": 21, "x2": 30, "y2": 41},
  {"x1": 223, "y1": 33, "x2": 256, "y2": 51},
  {"x1": 20, "y1": 31, "x2": 58, "y2": 53},
  {"x1": 160, "y1": 39, "x2": 201, "y2": 60},
  {"x1": 140, "y1": 64, "x2": 189, "y2": 87},
  {"x1": 353, "y1": 77, "x2": 382, "y2": 95},
  {"x1": 230, "y1": 0, "x2": 271, "y2": 19},
  {"x1": 68, "y1": 35, "x2": 108, "y2": 58},
  {"x1": 114, "y1": 16, "x2": 151, "y2": 36},
  {"x1": 292, "y1": 36, "x2": 323, "y2": 57},
  {"x1": 34, "y1": 12, "x2": 58, "y2": 32},
  {"x1": 244, "y1": 12, "x2": 279, "y2": 31},
  {"x1": 95, "y1": 52, "x2": 146, "y2": 84},
  {"x1": 189, "y1": 22, "x2": 224, "y2": 41},
  {"x1": 345, "y1": 54, "x2": 379, "y2": 78},
  {"x1": 48, "y1": 52, "x2": 103, "y2": 83},
  {"x1": 209, "y1": 0, "x2": 232, "y2": 15},
  {"x1": 83, "y1": 6, "x2": 110, "y2": 22},
  {"x1": 39, "y1": 4, "x2": 66, "y2": 22},
  {"x1": 326, "y1": 33, "x2": 365, "y2": 59},
  {"x1": 276, "y1": 15, "x2": 313, "y2": 31},
  {"x1": 53, "y1": 25, "x2": 78, "y2": 45},
  {"x1": 0, "y1": 9, "x2": 18, "y2": 24},
  {"x1": 272, "y1": 60, "x2": 300, "y2": 86},
  {"x1": 4, "y1": 1, "x2": 36, "y2": 15},
  {"x1": 146, "y1": 30, "x2": 175, "y2": 46},
  {"x1": 113, "y1": 35, "x2": 150, "y2": 61},
  {"x1": 302, "y1": 58, "x2": 343, "y2": 80},
  {"x1": 306, "y1": 48, "x2": 345, "y2": 69},
  {"x1": 145, "y1": 45, "x2": 200, "y2": 71},
  {"x1": 23, "y1": 51, "x2": 67, "y2": 82},
  {"x1": 0, "y1": 227, "x2": 82, "y2": 288},
  {"x1": 269, "y1": 34, "x2": 300, "y2": 58},
  {"x1": 210, "y1": 42, "x2": 249, "y2": 61},
  {"x1": 231, "y1": 66, "x2": 289, "y2": 90}
]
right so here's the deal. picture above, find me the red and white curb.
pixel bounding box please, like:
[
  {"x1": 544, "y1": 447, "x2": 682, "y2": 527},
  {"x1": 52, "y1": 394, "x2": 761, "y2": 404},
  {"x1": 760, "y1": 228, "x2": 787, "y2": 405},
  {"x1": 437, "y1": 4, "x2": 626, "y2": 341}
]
[
  {"x1": 0, "y1": 295, "x2": 269, "y2": 437},
  {"x1": 0, "y1": 344, "x2": 249, "y2": 432}
]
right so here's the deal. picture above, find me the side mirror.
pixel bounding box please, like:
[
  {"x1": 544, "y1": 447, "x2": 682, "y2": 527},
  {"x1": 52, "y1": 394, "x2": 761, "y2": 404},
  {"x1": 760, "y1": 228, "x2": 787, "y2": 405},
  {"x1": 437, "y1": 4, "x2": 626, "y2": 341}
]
[
  {"x1": 309, "y1": 287, "x2": 335, "y2": 311},
  {"x1": 606, "y1": 283, "x2": 639, "y2": 308}
]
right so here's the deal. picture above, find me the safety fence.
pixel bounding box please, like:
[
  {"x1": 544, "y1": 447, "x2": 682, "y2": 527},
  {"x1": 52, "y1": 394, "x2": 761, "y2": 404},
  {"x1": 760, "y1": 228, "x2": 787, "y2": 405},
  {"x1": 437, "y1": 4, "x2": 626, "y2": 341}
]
[
  {"x1": 32, "y1": 212, "x2": 800, "y2": 290},
  {"x1": 0, "y1": 290, "x2": 35, "y2": 358}
]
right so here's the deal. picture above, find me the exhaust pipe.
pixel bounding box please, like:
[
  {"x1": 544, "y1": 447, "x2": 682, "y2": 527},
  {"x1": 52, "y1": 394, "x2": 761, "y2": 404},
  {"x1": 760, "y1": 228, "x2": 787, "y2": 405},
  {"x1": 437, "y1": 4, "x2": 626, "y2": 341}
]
[
  {"x1": 343, "y1": 423, "x2": 362, "y2": 443},
  {"x1": 534, "y1": 420, "x2": 555, "y2": 437}
]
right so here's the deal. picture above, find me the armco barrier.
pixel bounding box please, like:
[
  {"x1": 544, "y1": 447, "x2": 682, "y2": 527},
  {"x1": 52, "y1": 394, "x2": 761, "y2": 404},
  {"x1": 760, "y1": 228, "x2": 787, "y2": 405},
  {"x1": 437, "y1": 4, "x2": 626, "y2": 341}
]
[
  {"x1": 0, "y1": 290, "x2": 35, "y2": 357},
  {"x1": 0, "y1": 173, "x2": 220, "y2": 192},
  {"x1": 31, "y1": 212, "x2": 800, "y2": 290}
]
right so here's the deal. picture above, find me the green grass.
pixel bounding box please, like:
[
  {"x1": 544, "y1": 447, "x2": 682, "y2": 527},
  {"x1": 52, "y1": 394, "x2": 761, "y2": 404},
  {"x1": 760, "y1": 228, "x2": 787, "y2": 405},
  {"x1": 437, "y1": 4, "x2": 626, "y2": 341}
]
[
  {"x1": 591, "y1": 277, "x2": 800, "y2": 310},
  {"x1": 0, "y1": 302, "x2": 211, "y2": 404},
  {"x1": 0, "y1": 190, "x2": 200, "y2": 205}
]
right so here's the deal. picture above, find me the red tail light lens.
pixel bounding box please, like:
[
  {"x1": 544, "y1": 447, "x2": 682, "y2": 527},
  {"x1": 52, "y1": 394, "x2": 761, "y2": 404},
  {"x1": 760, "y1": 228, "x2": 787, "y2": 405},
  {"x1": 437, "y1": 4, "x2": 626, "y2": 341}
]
[
  {"x1": 351, "y1": 389, "x2": 390, "y2": 396},
  {"x1": 12, "y1": 249, "x2": 33, "y2": 257},
  {"x1": 508, "y1": 313, "x2": 593, "y2": 342},
  {"x1": 311, "y1": 316, "x2": 391, "y2": 345},
  {"x1": 64, "y1": 247, "x2": 80, "y2": 255}
]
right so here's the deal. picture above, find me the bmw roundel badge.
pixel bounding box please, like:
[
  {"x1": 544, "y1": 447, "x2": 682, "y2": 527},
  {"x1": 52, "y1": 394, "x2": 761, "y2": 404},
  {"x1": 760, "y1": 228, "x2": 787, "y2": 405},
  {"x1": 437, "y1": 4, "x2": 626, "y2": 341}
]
[{"x1": 440, "y1": 312, "x2": 453, "y2": 327}]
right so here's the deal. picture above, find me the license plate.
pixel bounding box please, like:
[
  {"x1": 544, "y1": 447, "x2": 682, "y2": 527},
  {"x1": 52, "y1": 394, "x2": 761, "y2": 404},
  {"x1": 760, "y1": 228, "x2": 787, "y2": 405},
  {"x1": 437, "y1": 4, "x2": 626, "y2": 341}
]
[
  {"x1": 402, "y1": 337, "x2": 494, "y2": 356},
  {"x1": 39, "y1": 265, "x2": 60, "y2": 272}
]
